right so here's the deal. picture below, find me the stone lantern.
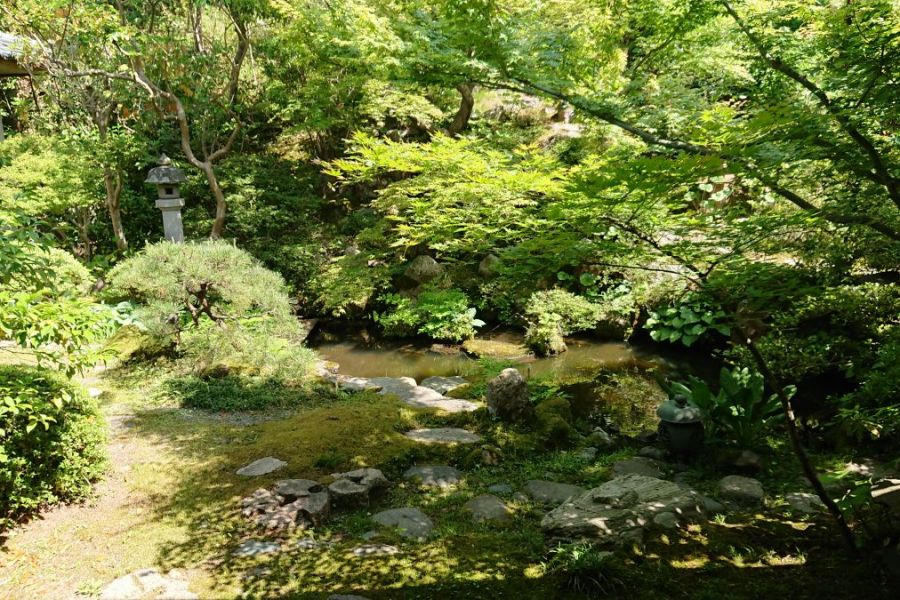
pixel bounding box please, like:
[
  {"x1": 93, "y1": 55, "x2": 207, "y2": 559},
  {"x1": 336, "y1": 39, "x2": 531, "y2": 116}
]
[
  {"x1": 146, "y1": 154, "x2": 186, "y2": 242},
  {"x1": 657, "y1": 394, "x2": 705, "y2": 456}
]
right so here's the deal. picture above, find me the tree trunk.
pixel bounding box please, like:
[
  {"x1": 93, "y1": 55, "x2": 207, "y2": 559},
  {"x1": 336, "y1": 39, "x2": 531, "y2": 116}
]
[
  {"x1": 447, "y1": 83, "x2": 474, "y2": 136},
  {"x1": 103, "y1": 166, "x2": 127, "y2": 252},
  {"x1": 741, "y1": 334, "x2": 859, "y2": 556},
  {"x1": 200, "y1": 162, "x2": 227, "y2": 239}
]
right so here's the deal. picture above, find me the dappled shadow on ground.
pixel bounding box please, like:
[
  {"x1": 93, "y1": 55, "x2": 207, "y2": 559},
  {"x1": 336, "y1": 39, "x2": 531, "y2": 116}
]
[{"x1": 115, "y1": 379, "x2": 893, "y2": 599}]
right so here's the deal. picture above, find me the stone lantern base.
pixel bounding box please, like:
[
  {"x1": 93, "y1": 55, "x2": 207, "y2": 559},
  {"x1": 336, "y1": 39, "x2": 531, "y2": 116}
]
[{"x1": 156, "y1": 197, "x2": 185, "y2": 242}]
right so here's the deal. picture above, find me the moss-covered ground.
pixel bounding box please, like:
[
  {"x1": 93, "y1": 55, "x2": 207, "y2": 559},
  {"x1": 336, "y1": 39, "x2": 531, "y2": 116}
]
[{"x1": 0, "y1": 359, "x2": 894, "y2": 599}]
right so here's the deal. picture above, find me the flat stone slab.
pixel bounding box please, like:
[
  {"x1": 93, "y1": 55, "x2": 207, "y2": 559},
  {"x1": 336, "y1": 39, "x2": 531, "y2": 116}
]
[
  {"x1": 541, "y1": 474, "x2": 707, "y2": 542},
  {"x1": 403, "y1": 465, "x2": 464, "y2": 489},
  {"x1": 326, "y1": 374, "x2": 478, "y2": 412},
  {"x1": 236, "y1": 457, "x2": 287, "y2": 477},
  {"x1": 351, "y1": 544, "x2": 400, "y2": 557},
  {"x1": 234, "y1": 540, "x2": 281, "y2": 557},
  {"x1": 420, "y1": 376, "x2": 468, "y2": 394},
  {"x1": 404, "y1": 428, "x2": 482, "y2": 444},
  {"x1": 523, "y1": 480, "x2": 586, "y2": 505},
  {"x1": 100, "y1": 568, "x2": 196, "y2": 600},
  {"x1": 464, "y1": 494, "x2": 511, "y2": 523},
  {"x1": 372, "y1": 507, "x2": 433, "y2": 539},
  {"x1": 612, "y1": 457, "x2": 665, "y2": 479}
]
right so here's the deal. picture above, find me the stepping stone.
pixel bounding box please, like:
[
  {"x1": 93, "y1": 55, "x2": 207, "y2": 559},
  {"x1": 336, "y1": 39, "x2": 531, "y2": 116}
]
[
  {"x1": 234, "y1": 540, "x2": 281, "y2": 557},
  {"x1": 523, "y1": 480, "x2": 586, "y2": 505},
  {"x1": 274, "y1": 479, "x2": 325, "y2": 501},
  {"x1": 351, "y1": 544, "x2": 400, "y2": 557},
  {"x1": 370, "y1": 376, "x2": 479, "y2": 413},
  {"x1": 464, "y1": 494, "x2": 511, "y2": 523},
  {"x1": 329, "y1": 467, "x2": 390, "y2": 507},
  {"x1": 404, "y1": 428, "x2": 481, "y2": 445},
  {"x1": 328, "y1": 374, "x2": 381, "y2": 392},
  {"x1": 718, "y1": 475, "x2": 765, "y2": 504},
  {"x1": 236, "y1": 457, "x2": 287, "y2": 477},
  {"x1": 403, "y1": 465, "x2": 463, "y2": 489},
  {"x1": 372, "y1": 507, "x2": 433, "y2": 540},
  {"x1": 612, "y1": 457, "x2": 665, "y2": 479},
  {"x1": 420, "y1": 376, "x2": 468, "y2": 394},
  {"x1": 488, "y1": 483, "x2": 513, "y2": 496}
]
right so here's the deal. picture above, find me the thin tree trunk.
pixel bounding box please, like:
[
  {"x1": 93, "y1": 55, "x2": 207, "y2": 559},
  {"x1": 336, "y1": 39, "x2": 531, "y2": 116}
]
[
  {"x1": 447, "y1": 83, "x2": 474, "y2": 136},
  {"x1": 740, "y1": 333, "x2": 859, "y2": 556},
  {"x1": 200, "y1": 162, "x2": 227, "y2": 239},
  {"x1": 103, "y1": 166, "x2": 127, "y2": 252}
]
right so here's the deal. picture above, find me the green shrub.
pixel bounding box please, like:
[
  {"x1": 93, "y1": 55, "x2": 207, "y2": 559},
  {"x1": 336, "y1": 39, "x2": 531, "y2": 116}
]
[
  {"x1": 106, "y1": 241, "x2": 314, "y2": 379},
  {"x1": 524, "y1": 289, "x2": 601, "y2": 355},
  {"x1": 0, "y1": 366, "x2": 107, "y2": 529},
  {"x1": 165, "y1": 374, "x2": 329, "y2": 411},
  {"x1": 667, "y1": 367, "x2": 783, "y2": 448},
  {"x1": 375, "y1": 288, "x2": 485, "y2": 342},
  {"x1": 541, "y1": 542, "x2": 622, "y2": 596},
  {"x1": 7, "y1": 247, "x2": 92, "y2": 297}
]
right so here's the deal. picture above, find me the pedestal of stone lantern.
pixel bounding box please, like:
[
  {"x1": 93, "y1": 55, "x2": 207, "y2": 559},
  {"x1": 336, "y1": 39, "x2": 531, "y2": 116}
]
[{"x1": 146, "y1": 154, "x2": 187, "y2": 242}]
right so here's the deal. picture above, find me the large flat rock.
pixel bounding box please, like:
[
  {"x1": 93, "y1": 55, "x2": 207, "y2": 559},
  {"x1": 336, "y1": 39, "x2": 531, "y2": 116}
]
[
  {"x1": 541, "y1": 474, "x2": 706, "y2": 543},
  {"x1": 404, "y1": 428, "x2": 482, "y2": 444}
]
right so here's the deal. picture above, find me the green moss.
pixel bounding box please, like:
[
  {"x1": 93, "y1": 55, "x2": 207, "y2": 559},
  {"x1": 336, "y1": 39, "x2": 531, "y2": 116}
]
[
  {"x1": 104, "y1": 325, "x2": 173, "y2": 363},
  {"x1": 535, "y1": 397, "x2": 576, "y2": 448},
  {"x1": 462, "y1": 338, "x2": 532, "y2": 359}
]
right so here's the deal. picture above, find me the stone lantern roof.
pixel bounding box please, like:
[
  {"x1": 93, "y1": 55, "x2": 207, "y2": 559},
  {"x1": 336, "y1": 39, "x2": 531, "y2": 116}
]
[{"x1": 145, "y1": 154, "x2": 186, "y2": 184}]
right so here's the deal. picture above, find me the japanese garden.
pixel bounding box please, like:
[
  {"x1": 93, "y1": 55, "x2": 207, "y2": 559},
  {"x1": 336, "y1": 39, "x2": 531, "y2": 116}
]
[{"x1": 0, "y1": 1, "x2": 898, "y2": 598}]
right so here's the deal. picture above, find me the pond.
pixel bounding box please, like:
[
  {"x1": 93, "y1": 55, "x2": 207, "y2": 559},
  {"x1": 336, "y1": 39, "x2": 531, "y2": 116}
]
[{"x1": 310, "y1": 326, "x2": 699, "y2": 433}]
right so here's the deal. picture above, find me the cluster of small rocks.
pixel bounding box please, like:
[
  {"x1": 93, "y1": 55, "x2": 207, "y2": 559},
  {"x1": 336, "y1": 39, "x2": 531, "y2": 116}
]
[{"x1": 240, "y1": 469, "x2": 389, "y2": 533}]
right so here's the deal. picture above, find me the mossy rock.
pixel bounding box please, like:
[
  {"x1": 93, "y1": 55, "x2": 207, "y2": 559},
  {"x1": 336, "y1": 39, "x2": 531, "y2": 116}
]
[
  {"x1": 104, "y1": 325, "x2": 174, "y2": 363},
  {"x1": 462, "y1": 338, "x2": 532, "y2": 360},
  {"x1": 535, "y1": 396, "x2": 576, "y2": 448},
  {"x1": 445, "y1": 383, "x2": 474, "y2": 399}
]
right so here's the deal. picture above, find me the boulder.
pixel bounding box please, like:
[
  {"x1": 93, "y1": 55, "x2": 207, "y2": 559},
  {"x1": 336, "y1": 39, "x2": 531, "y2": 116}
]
[
  {"x1": 329, "y1": 478, "x2": 370, "y2": 507},
  {"x1": 586, "y1": 427, "x2": 615, "y2": 449},
  {"x1": 236, "y1": 457, "x2": 287, "y2": 477},
  {"x1": 403, "y1": 465, "x2": 463, "y2": 489},
  {"x1": 732, "y1": 450, "x2": 763, "y2": 474},
  {"x1": 404, "y1": 255, "x2": 444, "y2": 284},
  {"x1": 464, "y1": 494, "x2": 512, "y2": 523},
  {"x1": 523, "y1": 480, "x2": 586, "y2": 505},
  {"x1": 718, "y1": 475, "x2": 765, "y2": 504},
  {"x1": 785, "y1": 492, "x2": 825, "y2": 514},
  {"x1": 486, "y1": 368, "x2": 534, "y2": 422},
  {"x1": 329, "y1": 468, "x2": 389, "y2": 507},
  {"x1": 541, "y1": 474, "x2": 707, "y2": 542},
  {"x1": 372, "y1": 507, "x2": 433, "y2": 540}
]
